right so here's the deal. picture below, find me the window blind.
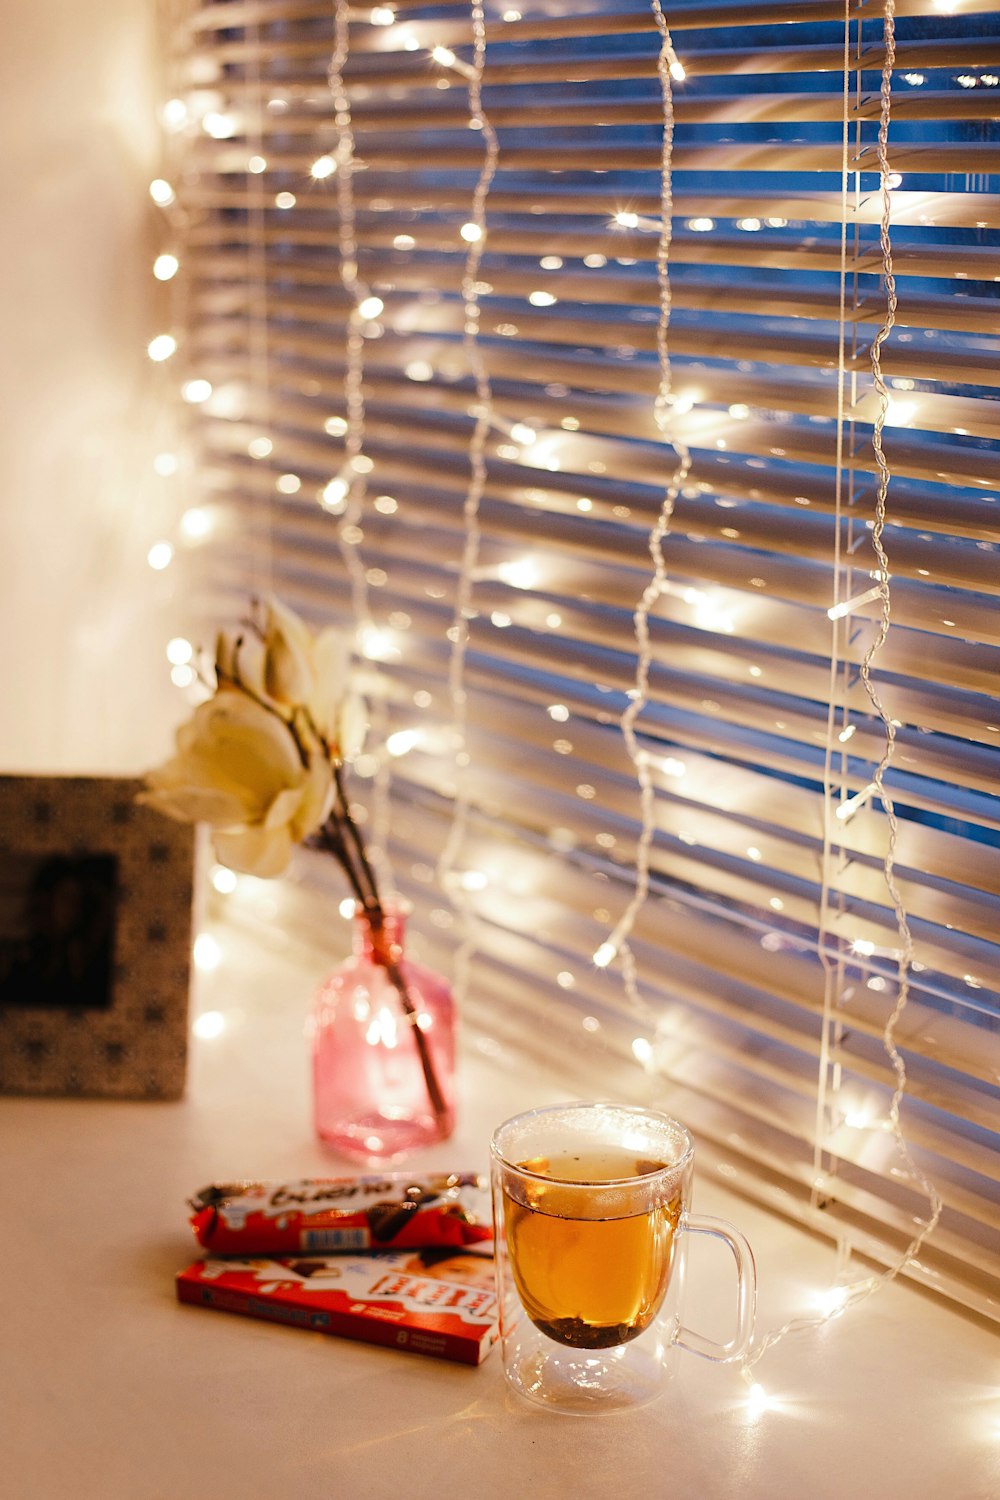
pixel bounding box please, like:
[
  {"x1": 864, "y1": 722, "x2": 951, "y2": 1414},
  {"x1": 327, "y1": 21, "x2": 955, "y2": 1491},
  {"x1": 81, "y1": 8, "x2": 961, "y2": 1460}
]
[{"x1": 165, "y1": 0, "x2": 1000, "y2": 1320}]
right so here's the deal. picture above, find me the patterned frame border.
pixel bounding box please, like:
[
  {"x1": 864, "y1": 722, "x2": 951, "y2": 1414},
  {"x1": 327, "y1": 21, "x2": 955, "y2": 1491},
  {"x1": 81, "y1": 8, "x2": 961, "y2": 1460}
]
[{"x1": 0, "y1": 775, "x2": 195, "y2": 1099}]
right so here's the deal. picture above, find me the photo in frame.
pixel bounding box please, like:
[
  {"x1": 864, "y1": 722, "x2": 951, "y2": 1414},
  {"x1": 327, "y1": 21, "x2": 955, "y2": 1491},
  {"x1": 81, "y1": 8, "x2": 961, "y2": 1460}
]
[{"x1": 0, "y1": 775, "x2": 195, "y2": 1099}]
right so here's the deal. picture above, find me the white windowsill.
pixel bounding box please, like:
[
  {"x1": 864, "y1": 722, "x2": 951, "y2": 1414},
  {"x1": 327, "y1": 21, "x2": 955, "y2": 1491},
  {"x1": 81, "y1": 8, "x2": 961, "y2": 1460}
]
[{"x1": 1, "y1": 907, "x2": 996, "y2": 1500}]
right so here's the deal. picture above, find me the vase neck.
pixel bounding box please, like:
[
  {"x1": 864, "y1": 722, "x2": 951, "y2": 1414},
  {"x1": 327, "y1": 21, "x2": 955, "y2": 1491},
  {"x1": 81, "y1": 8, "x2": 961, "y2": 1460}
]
[{"x1": 353, "y1": 906, "x2": 406, "y2": 965}]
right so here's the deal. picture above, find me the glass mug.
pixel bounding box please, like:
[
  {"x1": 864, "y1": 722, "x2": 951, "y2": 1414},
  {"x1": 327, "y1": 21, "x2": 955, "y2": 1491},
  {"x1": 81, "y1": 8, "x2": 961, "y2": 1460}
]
[{"x1": 490, "y1": 1102, "x2": 756, "y2": 1414}]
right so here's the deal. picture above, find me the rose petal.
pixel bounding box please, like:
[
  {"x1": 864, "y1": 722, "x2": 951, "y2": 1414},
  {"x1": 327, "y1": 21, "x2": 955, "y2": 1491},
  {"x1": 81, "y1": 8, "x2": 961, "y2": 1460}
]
[{"x1": 213, "y1": 824, "x2": 295, "y2": 878}]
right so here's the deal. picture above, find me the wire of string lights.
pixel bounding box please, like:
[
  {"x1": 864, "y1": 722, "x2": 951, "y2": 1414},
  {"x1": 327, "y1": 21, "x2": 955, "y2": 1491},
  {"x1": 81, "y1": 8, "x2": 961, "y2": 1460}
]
[
  {"x1": 325, "y1": 0, "x2": 408, "y2": 885},
  {"x1": 739, "y1": 0, "x2": 943, "y2": 1395},
  {"x1": 591, "y1": 0, "x2": 691, "y2": 1051},
  {"x1": 434, "y1": 0, "x2": 499, "y2": 1001}
]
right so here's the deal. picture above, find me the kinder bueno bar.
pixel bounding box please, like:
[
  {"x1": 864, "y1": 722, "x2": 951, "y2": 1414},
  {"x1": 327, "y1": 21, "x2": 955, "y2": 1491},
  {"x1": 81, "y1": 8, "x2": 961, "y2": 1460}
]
[
  {"x1": 189, "y1": 1172, "x2": 492, "y2": 1256},
  {"x1": 176, "y1": 1247, "x2": 499, "y2": 1365}
]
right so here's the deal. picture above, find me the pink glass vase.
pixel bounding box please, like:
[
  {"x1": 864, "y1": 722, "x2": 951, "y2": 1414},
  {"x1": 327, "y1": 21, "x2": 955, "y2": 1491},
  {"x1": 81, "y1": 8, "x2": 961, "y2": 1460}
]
[{"x1": 310, "y1": 904, "x2": 456, "y2": 1161}]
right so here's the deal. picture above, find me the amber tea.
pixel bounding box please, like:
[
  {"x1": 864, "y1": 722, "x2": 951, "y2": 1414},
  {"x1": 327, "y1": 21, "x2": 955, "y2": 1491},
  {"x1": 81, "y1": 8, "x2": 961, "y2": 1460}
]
[
  {"x1": 491, "y1": 1104, "x2": 756, "y2": 1413},
  {"x1": 502, "y1": 1147, "x2": 683, "y2": 1349}
]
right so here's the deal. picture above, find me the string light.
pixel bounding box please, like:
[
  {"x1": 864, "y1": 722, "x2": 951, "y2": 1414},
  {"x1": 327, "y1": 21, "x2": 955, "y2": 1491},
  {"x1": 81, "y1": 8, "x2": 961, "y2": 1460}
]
[
  {"x1": 592, "y1": 0, "x2": 691, "y2": 1021},
  {"x1": 742, "y1": 0, "x2": 942, "y2": 1392},
  {"x1": 327, "y1": 0, "x2": 376, "y2": 635},
  {"x1": 858, "y1": 0, "x2": 943, "y2": 1274},
  {"x1": 436, "y1": 0, "x2": 499, "y2": 1004},
  {"x1": 147, "y1": 333, "x2": 177, "y2": 362}
]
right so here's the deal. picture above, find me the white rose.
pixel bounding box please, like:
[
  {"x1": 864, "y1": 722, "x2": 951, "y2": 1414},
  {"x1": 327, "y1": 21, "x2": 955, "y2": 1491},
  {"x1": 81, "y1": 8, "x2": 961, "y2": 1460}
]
[
  {"x1": 260, "y1": 597, "x2": 316, "y2": 707},
  {"x1": 141, "y1": 690, "x2": 334, "y2": 877},
  {"x1": 309, "y1": 625, "x2": 367, "y2": 759},
  {"x1": 214, "y1": 600, "x2": 364, "y2": 762}
]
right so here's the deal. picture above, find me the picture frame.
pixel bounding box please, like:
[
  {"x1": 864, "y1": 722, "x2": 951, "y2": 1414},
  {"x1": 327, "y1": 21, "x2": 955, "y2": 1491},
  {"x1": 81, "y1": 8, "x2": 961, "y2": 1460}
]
[{"x1": 0, "y1": 774, "x2": 195, "y2": 1099}]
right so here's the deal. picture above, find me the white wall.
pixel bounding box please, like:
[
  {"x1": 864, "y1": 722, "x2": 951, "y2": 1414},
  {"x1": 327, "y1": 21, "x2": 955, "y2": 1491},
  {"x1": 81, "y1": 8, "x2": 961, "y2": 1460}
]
[{"x1": 0, "y1": 0, "x2": 184, "y2": 773}]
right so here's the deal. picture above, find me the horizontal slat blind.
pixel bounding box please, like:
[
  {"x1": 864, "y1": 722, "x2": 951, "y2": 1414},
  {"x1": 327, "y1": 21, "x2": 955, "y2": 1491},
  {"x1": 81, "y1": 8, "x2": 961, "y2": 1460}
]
[{"x1": 165, "y1": 0, "x2": 1000, "y2": 1320}]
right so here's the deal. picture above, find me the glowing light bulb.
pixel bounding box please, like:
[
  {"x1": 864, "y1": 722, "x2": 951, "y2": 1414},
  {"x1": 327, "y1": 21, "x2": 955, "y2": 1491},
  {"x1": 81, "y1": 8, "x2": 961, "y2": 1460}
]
[
  {"x1": 498, "y1": 557, "x2": 539, "y2": 589},
  {"x1": 358, "y1": 295, "x2": 384, "y2": 319},
  {"x1": 202, "y1": 111, "x2": 236, "y2": 138},
  {"x1": 153, "y1": 253, "x2": 179, "y2": 281},
  {"x1": 835, "y1": 784, "x2": 876, "y2": 822},
  {"x1": 324, "y1": 416, "x2": 348, "y2": 436},
  {"x1": 310, "y1": 154, "x2": 336, "y2": 179},
  {"x1": 746, "y1": 1383, "x2": 771, "y2": 1416},
  {"x1": 528, "y1": 290, "x2": 556, "y2": 307},
  {"x1": 321, "y1": 477, "x2": 349, "y2": 510},
  {"x1": 370, "y1": 5, "x2": 395, "y2": 22},
  {"x1": 360, "y1": 625, "x2": 396, "y2": 661},
  {"x1": 509, "y1": 423, "x2": 537, "y2": 446},
  {"x1": 632, "y1": 1037, "x2": 654, "y2": 1065},
  {"x1": 669, "y1": 60, "x2": 686, "y2": 80},
  {"x1": 212, "y1": 865, "x2": 238, "y2": 894},
  {"x1": 460, "y1": 222, "x2": 483, "y2": 242},
  {"x1": 386, "y1": 729, "x2": 421, "y2": 757},
  {"x1": 193, "y1": 934, "x2": 222, "y2": 972},
  {"x1": 162, "y1": 98, "x2": 188, "y2": 130},
  {"x1": 275, "y1": 191, "x2": 296, "y2": 209},
  {"x1": 147, "y1": 333, "x2": 177, "y2": 362},
  {"x1": 166, "y1": 637, "x2": 193, "y2": 666},
  {"x1": 248, "y1": 436, "x2": 273, "y2": 459},
  {"x1": 149, "y1": 178, "x2": 175, "y2": 206},
  {"x1": 182, "y1": 379, "x2": 212, "y2": 404},
  {"x1": 247, "y1": 155, "x2": 267, "y2": 174},
  {"x1": 813, "y1": 1285, "x2": 851, "y2": 1317},
  {"x1": 593, "y1": 941, "x2": 616, "y2": 968},
  {"x1": 147, "y1": 541, "x2": 174, "y2": 570},
  {"x1": 193, "y1": 1010, "x2": 226, "y2": 1039},
  {"x1": 394, "y1": 234, "x2": 416, "y2": 249},
  {"x1": 687, "y1": 216, "x2": 715, "y2": 233},
  {"x1": 827, "y1": 586, "x2": 882, "y2": 622},
  {"x1": 153, "y1": 452, "x2": 178, "y2": 477},
  {"x1": 614, "y1": 210, "x2": 640, "y2": 228},
  {"x1": 884, "y1": 397, "x2": 916, "y2": 426},
  {"x1": 432, "y1": 45, "x2": 457, "y2": 66}
]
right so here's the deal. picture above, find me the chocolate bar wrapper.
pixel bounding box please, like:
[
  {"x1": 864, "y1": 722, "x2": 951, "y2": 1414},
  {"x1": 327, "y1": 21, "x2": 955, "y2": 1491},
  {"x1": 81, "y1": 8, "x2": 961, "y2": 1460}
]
[
  {"x1": 176, "y1": 1247, "x2": 499, "y2": 1366},
  {"x1": 189, "y1": 1173, "x2": 492, "y2": 1256}
]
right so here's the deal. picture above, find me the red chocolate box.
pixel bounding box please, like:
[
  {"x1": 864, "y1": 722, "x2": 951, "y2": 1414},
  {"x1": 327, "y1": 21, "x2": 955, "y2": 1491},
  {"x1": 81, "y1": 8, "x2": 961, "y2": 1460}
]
[
  {"x1": 188, "y1": 1173, "x2": 492, "y2": 1256},
  {"x1": 176, "y1": 1246, "x2": 499, "y2": 1366}
]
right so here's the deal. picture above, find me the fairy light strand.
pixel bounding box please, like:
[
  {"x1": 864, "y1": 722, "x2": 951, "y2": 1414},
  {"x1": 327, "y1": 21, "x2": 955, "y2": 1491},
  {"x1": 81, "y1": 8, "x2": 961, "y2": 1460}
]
[
  {"x1": 328, "y1": 0, "x2": 375, "y2": 635},
  {"x1": 813, "y1": 0, "x2": 860, "y2": 1224},
  {"x1": 741, "y1": 0, "x2": 943, "y2": 1391},
  {"x1": 326, "y1": 0, "x2": 403, "y2": 890},
  {"x1": 247, "y1": 19, "x2": 274, "y2": 599},
  {"x1": 435, "y1": 0, "x2": 499, "y2": 998},
  {"x1": 860, "y1": 0, "x2": 943, "y2": 1261},
  {"x1": 593, "y1": 0, "x2": 691, "y2": 1026}
]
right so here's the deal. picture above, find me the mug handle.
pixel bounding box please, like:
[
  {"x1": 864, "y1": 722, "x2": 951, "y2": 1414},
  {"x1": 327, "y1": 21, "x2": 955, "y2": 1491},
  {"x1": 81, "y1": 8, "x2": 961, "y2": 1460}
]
[{"x1": 674, "y1": 1214, "x2": 757, "y2": 1363}]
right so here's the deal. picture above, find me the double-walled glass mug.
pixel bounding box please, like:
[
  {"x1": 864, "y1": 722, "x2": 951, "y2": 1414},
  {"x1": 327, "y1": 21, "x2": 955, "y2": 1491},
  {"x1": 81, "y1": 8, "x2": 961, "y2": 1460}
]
[{"x1": 490, "y1": 1102, "x2": 756, "y2": 1414}]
